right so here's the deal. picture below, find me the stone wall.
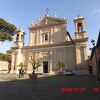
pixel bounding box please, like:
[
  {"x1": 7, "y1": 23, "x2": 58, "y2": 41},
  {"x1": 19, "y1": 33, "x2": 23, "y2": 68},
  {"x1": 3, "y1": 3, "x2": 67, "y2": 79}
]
[{"x1": 0, "y1": 61, "x2": 8, "y2": 71}]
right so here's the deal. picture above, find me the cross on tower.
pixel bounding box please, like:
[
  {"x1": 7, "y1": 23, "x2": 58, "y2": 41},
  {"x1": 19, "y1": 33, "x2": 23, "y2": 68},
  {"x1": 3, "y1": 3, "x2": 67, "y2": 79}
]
[
  {"x1": 77, "y1": 11, "x2": 80, "y2": 18},
  {"x1": 45, "y1": 8, "x2": 49, "y2": 16}
]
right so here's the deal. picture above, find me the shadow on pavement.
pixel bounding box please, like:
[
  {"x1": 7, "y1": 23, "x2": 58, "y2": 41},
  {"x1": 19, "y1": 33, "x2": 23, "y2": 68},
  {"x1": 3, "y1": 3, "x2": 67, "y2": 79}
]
[{"x1": 0, "y1": 74, "x2": 100, "y2": 100}]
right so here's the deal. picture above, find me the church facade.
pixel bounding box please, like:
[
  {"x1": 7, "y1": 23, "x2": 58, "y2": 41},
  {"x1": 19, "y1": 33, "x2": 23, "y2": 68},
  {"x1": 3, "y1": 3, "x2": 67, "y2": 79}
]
[{"x1": 11, "y1": 14, "x2": 88, "y2": 74}]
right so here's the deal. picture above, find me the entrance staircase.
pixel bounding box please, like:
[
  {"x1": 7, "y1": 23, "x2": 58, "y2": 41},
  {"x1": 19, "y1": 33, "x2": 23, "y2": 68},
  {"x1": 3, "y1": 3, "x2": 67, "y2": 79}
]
[{"x1": 73, "y1": 70, "x2": 89, "y2": 75}]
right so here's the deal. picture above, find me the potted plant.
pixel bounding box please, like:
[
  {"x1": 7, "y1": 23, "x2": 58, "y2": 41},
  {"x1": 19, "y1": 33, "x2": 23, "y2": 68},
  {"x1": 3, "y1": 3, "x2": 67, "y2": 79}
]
[
  {"x1": 29, "y1": 56, "x2": 41, "y2": 79},
  {"x1": 56, "y1": 61, "x2": 66, "y2": 75},
  {"x1": 17, "y1": 62, "x2": 26, "y2": 78}
]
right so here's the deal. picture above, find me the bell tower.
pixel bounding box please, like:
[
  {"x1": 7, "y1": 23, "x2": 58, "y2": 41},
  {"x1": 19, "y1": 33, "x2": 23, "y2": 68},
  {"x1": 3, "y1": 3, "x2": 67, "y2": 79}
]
[
  {"x1": 13, "y1": 28, "x2": 25, "y2": 74},
  {"x1": 13, "y1": 27, "x2": 24, "y2": 48},
  {"x1": 74, "y1": 15, "x2": 88, "y2": 73},
  {"x1": 74, "y1": 15, "x2": 87, "y2": 39}
]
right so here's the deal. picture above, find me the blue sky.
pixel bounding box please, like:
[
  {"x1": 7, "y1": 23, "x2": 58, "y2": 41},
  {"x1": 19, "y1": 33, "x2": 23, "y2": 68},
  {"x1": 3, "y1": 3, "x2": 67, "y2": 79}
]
[{"x1": 0, "y1": 0, "x2": 100, "y2": 55}]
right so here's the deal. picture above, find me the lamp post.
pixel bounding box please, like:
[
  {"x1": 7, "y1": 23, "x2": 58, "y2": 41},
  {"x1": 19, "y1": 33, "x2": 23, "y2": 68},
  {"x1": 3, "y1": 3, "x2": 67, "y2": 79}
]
[{"x1": 91, "y1": 39, "x2": 100, "y2": 81}]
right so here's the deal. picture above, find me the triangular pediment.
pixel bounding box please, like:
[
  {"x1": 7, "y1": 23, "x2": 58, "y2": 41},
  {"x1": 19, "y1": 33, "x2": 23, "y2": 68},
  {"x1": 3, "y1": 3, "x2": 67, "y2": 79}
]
[{"x1": 29, "y1": 16, "x2": 67, "y2": 30}]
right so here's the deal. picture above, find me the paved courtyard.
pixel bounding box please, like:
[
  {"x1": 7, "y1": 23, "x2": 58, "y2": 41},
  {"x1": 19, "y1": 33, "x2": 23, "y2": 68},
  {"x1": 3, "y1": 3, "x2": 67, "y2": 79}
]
[{"x1": 0, "y1": 74, "x2": 100, "y2": 100}]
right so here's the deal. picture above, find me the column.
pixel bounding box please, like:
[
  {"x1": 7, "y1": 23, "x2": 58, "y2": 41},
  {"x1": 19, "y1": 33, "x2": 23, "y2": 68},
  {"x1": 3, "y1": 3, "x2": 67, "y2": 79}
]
[
  {"x1": 16, "y1": 48, "x2": 22, "y2": 74},
  {"x1": 75, "y1": 46, "x2": 81, "y2": 69}
]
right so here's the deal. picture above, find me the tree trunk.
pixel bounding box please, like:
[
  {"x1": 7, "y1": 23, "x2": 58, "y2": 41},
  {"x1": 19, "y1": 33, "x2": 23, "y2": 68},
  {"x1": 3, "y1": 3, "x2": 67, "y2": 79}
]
[{"x1": 32, "y1": 67, "x2": 35, "y2": 74}]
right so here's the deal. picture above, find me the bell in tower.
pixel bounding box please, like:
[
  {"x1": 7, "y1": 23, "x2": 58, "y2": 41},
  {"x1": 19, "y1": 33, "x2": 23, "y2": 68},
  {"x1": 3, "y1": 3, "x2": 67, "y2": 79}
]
[
  {"x1": 74, "y1": 14, "x2": 87, "y2": 39},
  {"x1": 77, "y1": 23, "x2": 83, "y2": 32}
]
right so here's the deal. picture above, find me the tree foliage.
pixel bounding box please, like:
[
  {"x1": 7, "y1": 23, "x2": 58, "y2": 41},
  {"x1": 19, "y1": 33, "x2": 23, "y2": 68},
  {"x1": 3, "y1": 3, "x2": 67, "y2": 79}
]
[
  {"x1": 6, "y1": 49, "x2": 12, "y2": 55},
  {"x1": 0, "y1": 52, "x2": 10, "y2": 61},
  {"x1": 18, "y1": 62, "x2": 26, "y2": 68},
  {"x1": 0, "y1": 18, "x2": 16, "y2": 42},
  {"x1": 56, "y1": 61, "x2": 66, "y2": 71}
]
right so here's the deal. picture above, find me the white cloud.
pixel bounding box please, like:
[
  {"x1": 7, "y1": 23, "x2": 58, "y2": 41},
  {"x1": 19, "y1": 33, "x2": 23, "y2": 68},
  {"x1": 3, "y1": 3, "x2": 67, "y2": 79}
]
[{"x1": 92, "y1": 9, "x2": 100, "y2": 15}]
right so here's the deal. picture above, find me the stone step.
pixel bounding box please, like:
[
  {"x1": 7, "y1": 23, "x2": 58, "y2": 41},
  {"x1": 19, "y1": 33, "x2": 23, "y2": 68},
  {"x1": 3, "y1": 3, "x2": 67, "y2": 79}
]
[{"x1": 73, "y1": 70, "x2": 89, "y2": 75}]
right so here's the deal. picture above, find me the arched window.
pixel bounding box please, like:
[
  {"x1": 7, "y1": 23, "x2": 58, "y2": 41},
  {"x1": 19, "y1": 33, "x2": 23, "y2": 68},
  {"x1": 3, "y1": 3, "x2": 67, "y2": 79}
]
[
  {"x1": 16, "y1": 34, "x2": 19, "y2": 41},
  {"x1": 21, "y1": 35, "x2": 24, "y2": 42},
  {"x1": 78, "y1": 23, "x2": 83, "y2": 32}
]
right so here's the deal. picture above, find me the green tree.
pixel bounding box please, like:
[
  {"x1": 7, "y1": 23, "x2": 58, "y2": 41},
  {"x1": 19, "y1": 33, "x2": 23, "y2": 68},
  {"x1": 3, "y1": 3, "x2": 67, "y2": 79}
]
[
  {"x1": 0, "y1": 52, "x2": 9, "y2": 61},
  {"x1": 0, "y1": 18, "x2": 16, "y2": 72},
  {"x1": 6, "y1": 50, "x2": 12, "y2": 73},
  {"x1": 6, "y1": 49, "x2": 12, "y2": 55},
  {"x1": 56, "y1": 61, "x2": 66, "y2": 71},
  {"x1": 0, "y1": 18, "x2": 16, "y2": 42},
  {"x1": 18, "y1": 62, "x2": 25, "y2": 75}
]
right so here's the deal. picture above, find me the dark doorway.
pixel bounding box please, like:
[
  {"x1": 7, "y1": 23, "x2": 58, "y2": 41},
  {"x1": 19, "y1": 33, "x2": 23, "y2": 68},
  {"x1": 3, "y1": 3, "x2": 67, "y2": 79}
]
[
  {"x1": 97, "y1": 58, "x2": 100, "y2": 79},
  {"x1": 43, "y1": 61, "x2": 48, "y2": 73}
]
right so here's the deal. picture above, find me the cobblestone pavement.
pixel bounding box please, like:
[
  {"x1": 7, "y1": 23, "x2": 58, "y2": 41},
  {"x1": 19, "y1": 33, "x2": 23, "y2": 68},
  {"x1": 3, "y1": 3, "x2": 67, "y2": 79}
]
[
  {"x1": 0, "y1": 74, "x2": 100, "y2": 100},
  {"x1": 0, "y1": 73, "x2": 50, "y2": 81},
  {"x1": 0, "y1": 74, "x2": 28, "y2": 81}
]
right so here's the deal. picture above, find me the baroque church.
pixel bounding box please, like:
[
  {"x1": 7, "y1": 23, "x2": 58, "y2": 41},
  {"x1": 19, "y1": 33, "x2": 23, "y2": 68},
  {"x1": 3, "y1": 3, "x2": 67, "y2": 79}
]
[{"x1": 11, "y1": 13, "x2": 88, "y2": 74}]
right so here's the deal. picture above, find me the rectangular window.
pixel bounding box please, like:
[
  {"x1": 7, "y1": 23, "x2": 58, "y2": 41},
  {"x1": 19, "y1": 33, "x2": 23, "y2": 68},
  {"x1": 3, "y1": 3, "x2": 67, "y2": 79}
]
[
  {"x1": 78, "y1": 23, "x2": 83, "y2": 32},
  {"x1": 44, "y1": 34, "x2": 48, "y2": 41},
  {"x1": 42, "y1": 33, "x2": 49, "y2": 42}
]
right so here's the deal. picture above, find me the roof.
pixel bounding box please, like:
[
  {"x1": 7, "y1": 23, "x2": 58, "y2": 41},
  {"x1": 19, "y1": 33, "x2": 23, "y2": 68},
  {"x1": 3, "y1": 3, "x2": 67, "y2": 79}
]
[
  {"x1": 66, "y1": 32, "x2": 75, "y2": 44},
  {"x1": 29, "y1": 16, "x2": 67, "y2": 30},
  {"x1": 15, "y1": 27, "x2": 24, "y2": 33},
  {"x1": 90, "y1": 31, "x2": 100, "y2": 59},
  {"x1": 74, "y1": 16, "x2": 84, "y2": 20},
  {"x1": 96, "y1": 31, "x2": 100, "y2": 47},
  {"x1": 90, "y1": 47, "x2": 95, "y2": 59}
]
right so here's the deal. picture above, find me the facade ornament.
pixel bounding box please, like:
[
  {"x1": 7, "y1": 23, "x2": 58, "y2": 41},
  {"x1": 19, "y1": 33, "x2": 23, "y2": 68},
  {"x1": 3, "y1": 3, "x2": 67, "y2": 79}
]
[
  {"x1": 63, "y1": 15, "x2": 65, "y2": 19},
  {"x1": 38, "y1": 17, "x2": 40, "y2": 21},
  {"x1": 45, "y1": 19, "x2": 48, "y2": 25}
]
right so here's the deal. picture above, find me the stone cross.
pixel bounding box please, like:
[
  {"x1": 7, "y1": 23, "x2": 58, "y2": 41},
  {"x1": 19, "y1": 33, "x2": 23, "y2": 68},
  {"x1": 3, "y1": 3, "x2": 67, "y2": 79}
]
[
  {"x1": 77, "y1": 11, "x2": 80, "y2": 18},
  {"x1": 45, "y1": 8, "x2": 49, "y2": 16}
]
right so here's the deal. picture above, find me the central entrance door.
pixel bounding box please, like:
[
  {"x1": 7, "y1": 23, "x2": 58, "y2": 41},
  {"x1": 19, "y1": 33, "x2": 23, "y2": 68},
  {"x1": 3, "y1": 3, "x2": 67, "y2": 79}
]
[{"x1": 43, "y1": 61, "x2": 48, "y2": 73}]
